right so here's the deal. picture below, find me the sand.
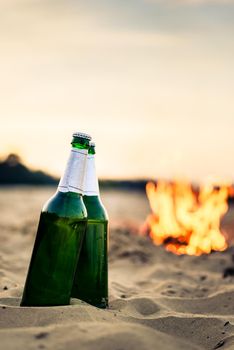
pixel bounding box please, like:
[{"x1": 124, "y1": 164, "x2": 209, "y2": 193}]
[{"x1": 1, "y1": 187, "x2": 234, "y2": 350}]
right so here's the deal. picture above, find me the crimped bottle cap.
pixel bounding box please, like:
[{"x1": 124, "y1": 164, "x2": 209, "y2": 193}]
[{"x1": 72, "y1": 132, "x2": 92, "y2": 141}]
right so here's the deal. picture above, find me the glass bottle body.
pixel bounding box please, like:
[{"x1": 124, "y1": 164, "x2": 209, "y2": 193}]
[
  {"x1": 72, "y1": 195, "x2": 108, "y2": 308},
  {"x1": 21, "y1": 191, "x2": 87, "y2": 306},
  {"x1": 21, "y1": 133, "x2": 91, "y2": 307}
]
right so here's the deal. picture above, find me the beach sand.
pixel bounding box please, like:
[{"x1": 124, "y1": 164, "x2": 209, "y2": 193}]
[{"x1": 1, "y1": 187, "x2": 234, "y2": 350}]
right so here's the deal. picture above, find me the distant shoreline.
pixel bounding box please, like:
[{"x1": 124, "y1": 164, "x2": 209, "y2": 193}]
[
  {"x1": 1, "y1": 154, "x2": 234, "y2": 202},
  {"x1": 0, "y1": 153, "x2": 150, "y2": 191},
  {"x1": 0, "y1": 181, "x2": 148, "y2": 192}
]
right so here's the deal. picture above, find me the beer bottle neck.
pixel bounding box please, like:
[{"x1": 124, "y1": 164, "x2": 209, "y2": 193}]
[
  {"x1": 58, "y1": 147, "x2": 88, "y2": 195},
  {"x1": 83, "y1": 153, "x2": 99, "y2": 196}
]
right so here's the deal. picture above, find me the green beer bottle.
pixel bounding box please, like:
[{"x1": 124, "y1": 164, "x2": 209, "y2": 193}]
[
  {"x1": 71, "y1": 142, "x2": 108, "y2": 308},
  {"x1": 21, "y1": 132, "x2": 91, "y2": 306}
]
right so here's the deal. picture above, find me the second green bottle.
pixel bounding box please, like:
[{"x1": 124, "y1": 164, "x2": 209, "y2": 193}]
[{"x1": 72, "y1": 142, "x2": 108, "y2": 308}]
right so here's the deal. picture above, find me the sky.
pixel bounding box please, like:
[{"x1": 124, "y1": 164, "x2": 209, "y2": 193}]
[{"x1": 0, "y1": 0, "x2": 234, "y2": 181}]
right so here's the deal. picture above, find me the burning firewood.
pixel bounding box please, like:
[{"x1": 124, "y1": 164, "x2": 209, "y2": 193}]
[{"x1": 143, "y1": 180, "x2": 230, "y2": 256}]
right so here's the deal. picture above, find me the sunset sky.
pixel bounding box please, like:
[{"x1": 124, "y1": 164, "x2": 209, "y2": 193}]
[{"x1": 0, "y1": 0, "x2": 234, "y2": 181}]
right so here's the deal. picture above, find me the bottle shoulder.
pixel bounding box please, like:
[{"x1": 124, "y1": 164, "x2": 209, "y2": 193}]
[
  {"x1": 42, "y1": 191, "x2": 87, "y2": 219},
  {"x1": 83, "y1": 195, "x2": 108, "y2": 221}
]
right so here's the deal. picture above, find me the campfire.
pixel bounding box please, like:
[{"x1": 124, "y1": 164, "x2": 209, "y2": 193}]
[{"x1": 143, "y1": 180, "x2": 231, "y2": 256}]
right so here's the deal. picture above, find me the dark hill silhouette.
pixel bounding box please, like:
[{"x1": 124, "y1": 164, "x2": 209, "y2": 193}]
[
  {"x1": 0, "y1": 153, "x2": 148, "y2": 189},
  {"x1": 0, "y1": 154, "x2": 58, "y2": 185},
  {"x1": 0, "y1": 154, "x2": 233, "y2": 204}
]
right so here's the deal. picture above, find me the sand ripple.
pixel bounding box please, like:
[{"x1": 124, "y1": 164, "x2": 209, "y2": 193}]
[{"x1": 1, "y1": 190, "x2": 234, "y2": 349}]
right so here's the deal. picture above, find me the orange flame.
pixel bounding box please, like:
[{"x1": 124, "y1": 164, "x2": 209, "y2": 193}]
[{"x1": 144, "y1": 180, "x2": 229, "y2": 255}]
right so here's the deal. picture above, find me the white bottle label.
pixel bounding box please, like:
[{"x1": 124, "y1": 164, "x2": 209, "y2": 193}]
[
  {"x1": 83, "y1": 155, "x2": 99, "y2": 196},
  {"x1": 58, "y1": 148, "x2": 87, "y2": 194}
]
